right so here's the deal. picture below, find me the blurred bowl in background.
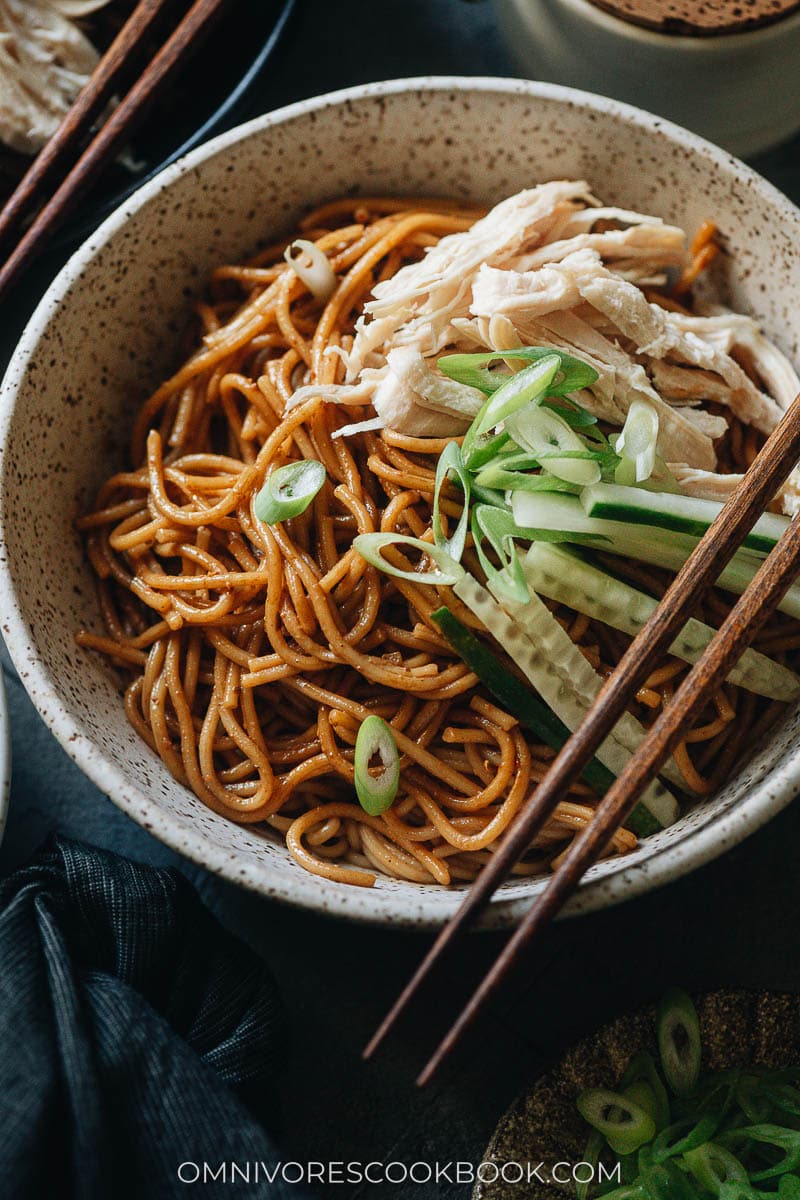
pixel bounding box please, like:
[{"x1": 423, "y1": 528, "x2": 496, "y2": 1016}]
[{"x1": 495, "y1": 0, "x2": 800, "y2": 156}]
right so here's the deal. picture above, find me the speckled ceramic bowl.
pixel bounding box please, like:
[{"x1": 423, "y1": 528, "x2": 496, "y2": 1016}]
[
  {"x1": 2, "y1": 78, "x2": 800, "y2": 928},
  {"x1": 475, "y1": 989, "x2": 800, "y2": 1199}
]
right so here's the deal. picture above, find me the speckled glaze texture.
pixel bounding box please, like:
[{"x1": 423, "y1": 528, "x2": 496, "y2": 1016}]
[
  {"x1": 2, "y1": 78, "x2": 800, "y2": 928},
  {"x1": 475, "y1": 989, "x2": 800, "y2": 1198}
]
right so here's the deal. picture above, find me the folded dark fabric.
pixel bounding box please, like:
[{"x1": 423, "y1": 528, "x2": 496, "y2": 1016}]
[{"x1": 0, "y1": 836, "x2": 308, "y2": 1200}]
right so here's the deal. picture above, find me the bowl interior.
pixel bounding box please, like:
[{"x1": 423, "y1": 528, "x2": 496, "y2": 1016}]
[{"x1": 3, "y1": 79, "x2": 800, "y2": 927}]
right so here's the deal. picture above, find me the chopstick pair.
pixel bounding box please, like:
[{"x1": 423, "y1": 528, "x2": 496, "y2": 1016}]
[
  {"x1": 0, "y1": 0, "x2": 231, "y2": 304},
  {"x1": 365, "y1": 394, "x2": 800, "y2": 1086}
]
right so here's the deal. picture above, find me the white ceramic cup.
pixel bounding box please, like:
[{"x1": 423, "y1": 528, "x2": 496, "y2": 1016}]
[{"x1": 496, "y1": 0, "x2": 800, "y2": 156}]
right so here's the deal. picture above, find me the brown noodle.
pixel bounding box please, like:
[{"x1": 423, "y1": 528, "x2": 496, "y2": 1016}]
[{"x1": 76, "y1": 197, "x2": 799, "y2": 888}]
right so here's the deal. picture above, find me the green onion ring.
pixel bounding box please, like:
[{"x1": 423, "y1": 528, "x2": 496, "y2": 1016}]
[
  {"x1": 354, "y1": 716, "x2": 400, "y2": 816},
  {"x1": 432, "y1": 441, "x2": 470, "y2": 563},
  {"x1": 254, "y1": 459, "x2": 326, "y2": 525},
  {"x1": 352, "y1": 533, "x2": 465, "y2": 586},
  {"x1": 657, "y1": 988, "x2": 702, "y2": 1097}
]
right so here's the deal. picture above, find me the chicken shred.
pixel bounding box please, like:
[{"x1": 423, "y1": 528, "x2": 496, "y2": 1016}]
[{"x1": 290, "y1": 182, "x2": 800, "y2": 508}]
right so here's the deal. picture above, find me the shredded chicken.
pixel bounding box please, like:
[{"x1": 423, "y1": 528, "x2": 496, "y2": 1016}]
[
  {"x1": 345, "y1": 181, "x2": 597, "y2": 377},
  {"x1": 370, "y1": 349, "x2": 484, "y2": 437},
  {"x1": 472, "y1": 249, "x2": 787, "y2": 446},
  {"x1": 293, "y1": 183, "x2": 800, "y2": 499},
  {"x1": 0, "y1": 0, "x2": 110, "y2": 155},
  {"x1": 669, "y1": 466, "x2": 745, "y2": 501}
]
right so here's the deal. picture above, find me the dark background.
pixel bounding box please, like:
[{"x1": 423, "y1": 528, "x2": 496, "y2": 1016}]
[{"x1": 3, "y1": 2, "x2": 800, "y2": 1195}]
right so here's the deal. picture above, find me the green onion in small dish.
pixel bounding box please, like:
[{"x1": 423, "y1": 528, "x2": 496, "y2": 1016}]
[{"x1": 474, "y1": 991, "x2": 800, "y2": 1200}]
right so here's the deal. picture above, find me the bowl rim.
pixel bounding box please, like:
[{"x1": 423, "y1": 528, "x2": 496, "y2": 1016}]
[{"x1": 2, "y1": 75, "x2": 800, "y2": 929}]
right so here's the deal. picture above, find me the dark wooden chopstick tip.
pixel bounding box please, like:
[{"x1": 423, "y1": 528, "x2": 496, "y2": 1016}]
[{"x1": 362, "y1": 1033, "x2": 382, "y2": 1061}]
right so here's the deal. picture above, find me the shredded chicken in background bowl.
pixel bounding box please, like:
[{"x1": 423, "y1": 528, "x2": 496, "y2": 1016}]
[{"x1": 0, "y1": 0, "x2": 114, "y2": 156}]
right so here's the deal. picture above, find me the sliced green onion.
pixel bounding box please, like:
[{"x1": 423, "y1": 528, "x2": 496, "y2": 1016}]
[
  {"x1": 725, "y1": 1126, "x2": 800, "y2": 1182},
  {"x1": 471, "y1": 504, "x2": 529, "y2": 604},
  {"x1": 506, "y1": 405, "x2": 602, "y2": 486},
  {"x1": 254, "y1": 459, "x2": 326, "y2": 524},
  {"x1": 658, "y1": 988, "x2": 702, "y2": 1098},
  {"x1": 620, "y1": 1053, "x2": 671, "y2": 1131},
  {"x1": 778, "y1": 1175, "x2": 800, "y2": 1198},
  {"x1": 542, "y1": 397, "x2": 598, "y2": 428},
  {"x1": 761, "y1": 1081, "x2": 800, "y2": 1118},
  {"x1": 481, "y1": 446, "x2": 544, "y2": 471},
  {"x1": 469, "y1": 481, "x2": 507, "y2": 507},
  {"x1": 354, "y1": 716, "x2": 399, "y2": 815},
  {"x1": 352, "y1": 533, "x2": 464, "y2": 586},
  {"x1": 438, "y1": 346, "x2": 599, "y2": 396},
  {"x1": 577, "y1": 1088, "x2": 656, "y2": 1156},
  {"x1": 576, "y1": 991, "x2": 800, "y2": 1200},
  {"x1": 473, "y1": 464, "x2": 581, "y2": 495},
  {"x1": 641, "y1": 1160, "x2": 705, "y2": 1200},
  {"x1": 615, "y1": 399, "x2": 660, "y2": 485},
  {"x1": 472, "y1": 354, "x2": 560, "y2": 437},
  {"x1": 684, "y1": 1143, "x2": 750, "y2": 1192},
  {"x1": 623, "y1": 1082, "x2": 662, "y2": 1131},
  {"x1": 461, "y1": 428, "x2": 510, "y2": 472},
  {"x1": 576, "y1": 1131, "x2": 604, "y2": 1200},
  {"x1": 736, "y1": 1075, "x2": 775, "y2": 1124},
  {"x1": 433, "y1": 442, "x2": 470, "y2": 563},
  {"x1": 636, "y1": 1143, "x2": 654, "y2": 1178},
  {"x1": 651, "y1": 1115, "x2": 718, "y2": 1162}
]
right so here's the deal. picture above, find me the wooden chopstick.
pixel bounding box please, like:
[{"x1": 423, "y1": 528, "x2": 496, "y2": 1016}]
[
  {"x1": 417, "y1": 503, "x2": 800, "y2": 1085},
  {"x1": 0, "y1": 0, "x2": 172, "y2": 254},
  {"x1": 0, "y1": 0, "x2": 230, "y2": 304},
  {"x1": 364, "y1": 394, "x2": 800, "y2": 1074}
]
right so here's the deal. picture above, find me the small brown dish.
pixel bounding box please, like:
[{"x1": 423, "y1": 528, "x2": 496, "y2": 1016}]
[{"x1": 475, "y1": 989, "x2": 800, "y2": 1199}]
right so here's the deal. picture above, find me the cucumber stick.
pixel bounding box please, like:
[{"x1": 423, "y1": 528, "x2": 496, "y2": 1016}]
[
  {"x1": 452, "y1": 572, "x2": 680, "y2": 829},
  {"x1": 487, "y1": 579, "x2": 684, "y2": 793},
  {"x1": 432, "y1": 606, "x2": 662, "y2": 836},
  {"x1": 523, "y1": 542, "x2": 800, "y2": 702},
  {"x1": 511, "y1": 490, "x2": 800, "y2": 621},
  {"x1": 581, "y1": 482, "x2": 789, "y2": 556}
]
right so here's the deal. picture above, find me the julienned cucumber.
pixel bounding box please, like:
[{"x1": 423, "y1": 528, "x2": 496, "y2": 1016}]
[
  {"x1": 523, "y1": 542, "x2": 800, "y2": 702},
  {"x1": 485, "y1": 577, "x2": 684, "y2": 794},
  {"x1": 581, "y1": 482, "x2": 790, "y2": 556},
  {"x1": 431, "y1": 606, "x2": 661, "y2": 837},
  {"x1": 452, "y1": 572, "x2": 680, "y2": 830},
  {"x1": 510, "y1": 490, "x2": 800, "y2": 621}
]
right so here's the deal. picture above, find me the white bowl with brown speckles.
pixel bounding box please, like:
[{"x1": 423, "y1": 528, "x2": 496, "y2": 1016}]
[{"x1": 2, "y1": 78, "x2": 800, "y2": 928}]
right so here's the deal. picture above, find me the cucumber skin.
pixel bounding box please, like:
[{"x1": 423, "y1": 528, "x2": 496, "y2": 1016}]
[
  {"x1": 587, "y1": 498, "x2": 777, "y2": 556},
  {"x1": 433, "y1": 607, "x2": 610, "y2": 790},
  {"x1": 582, "y1": 482, "x2": 789, "y2": 557},
  {"x1": 510, "y1": 491, "x2": 800, "y2": 620}
]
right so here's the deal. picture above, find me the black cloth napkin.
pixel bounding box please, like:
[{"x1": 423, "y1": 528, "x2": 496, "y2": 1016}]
[{"x1": 0, "y1": 836, "x2": 308, "y2": 1199}]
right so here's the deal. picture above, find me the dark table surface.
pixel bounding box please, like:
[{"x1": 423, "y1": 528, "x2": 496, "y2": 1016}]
[{"x1": 3, "y1": 2, "x2": 800, "y2": 1196}]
